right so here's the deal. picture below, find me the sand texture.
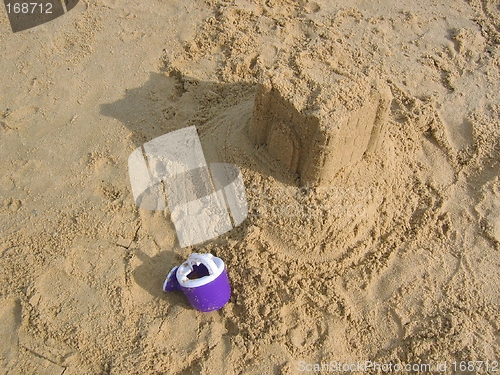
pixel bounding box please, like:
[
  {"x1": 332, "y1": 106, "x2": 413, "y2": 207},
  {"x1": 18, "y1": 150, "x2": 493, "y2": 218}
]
[{"x1": 1, "y1": 0, "x2": 500, "y2": 374}]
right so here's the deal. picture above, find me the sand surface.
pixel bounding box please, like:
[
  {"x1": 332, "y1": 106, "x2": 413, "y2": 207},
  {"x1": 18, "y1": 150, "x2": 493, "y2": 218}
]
[{"x1": 1, "y1": 0, "x2": 500, "y2": 374}]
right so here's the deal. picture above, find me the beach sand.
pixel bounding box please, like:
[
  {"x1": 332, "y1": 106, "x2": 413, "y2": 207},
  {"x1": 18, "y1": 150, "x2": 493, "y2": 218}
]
[{"x1": 1, "y1": 0, "x2": 499, "y2": 373}]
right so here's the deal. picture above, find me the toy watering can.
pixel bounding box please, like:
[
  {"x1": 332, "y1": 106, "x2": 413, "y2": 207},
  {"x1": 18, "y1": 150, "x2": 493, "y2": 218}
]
[{"x1": 163, "y1": 253, "x2": 231, "y2": 312}]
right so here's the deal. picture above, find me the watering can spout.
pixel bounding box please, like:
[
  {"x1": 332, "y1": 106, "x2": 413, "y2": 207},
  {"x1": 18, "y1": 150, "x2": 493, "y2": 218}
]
[{"x1": 163, "y1": 266, "x2": 181, "y2": 292}]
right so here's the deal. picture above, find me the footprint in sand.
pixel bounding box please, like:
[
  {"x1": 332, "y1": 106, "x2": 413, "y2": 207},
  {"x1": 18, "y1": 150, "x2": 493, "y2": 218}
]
[
  {"x1": 475, "y1": 179, "x2": 500, "y2": 245},
  {"x1": 1, "y1": 106, "x2": 40, "y2": 131},
  {"x1": 0, "y1": 298, "x2": 22, "y2": 371}
]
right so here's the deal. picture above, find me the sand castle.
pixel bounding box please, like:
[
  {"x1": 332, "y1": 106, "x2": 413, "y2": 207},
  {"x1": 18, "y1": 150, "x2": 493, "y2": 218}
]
[{"x1": 248, "y1": 70, "x2": 392, "y2": 186}]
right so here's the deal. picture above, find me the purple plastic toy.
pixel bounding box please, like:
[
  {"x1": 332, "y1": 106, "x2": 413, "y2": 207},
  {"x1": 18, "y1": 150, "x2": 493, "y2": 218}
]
[{"x1": 163, "y1": 253, "x2": 231, "y2": 312}]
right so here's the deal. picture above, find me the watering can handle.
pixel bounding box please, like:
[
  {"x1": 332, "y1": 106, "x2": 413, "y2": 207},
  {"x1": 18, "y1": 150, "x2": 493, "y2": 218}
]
[{"x1": 186, "y1": 253, "x2": 219, "y2": 275}]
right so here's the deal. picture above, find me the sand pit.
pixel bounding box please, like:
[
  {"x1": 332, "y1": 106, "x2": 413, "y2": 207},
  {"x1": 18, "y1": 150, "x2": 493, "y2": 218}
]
[{"x1": 1, "y1": 0, "x2": 499, "y2": 374}]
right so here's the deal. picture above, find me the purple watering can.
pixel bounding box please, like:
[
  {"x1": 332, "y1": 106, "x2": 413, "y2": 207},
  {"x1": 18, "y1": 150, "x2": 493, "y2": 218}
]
[{"x1": 163, "y1": 253, "x2": 231, "y2": 312}]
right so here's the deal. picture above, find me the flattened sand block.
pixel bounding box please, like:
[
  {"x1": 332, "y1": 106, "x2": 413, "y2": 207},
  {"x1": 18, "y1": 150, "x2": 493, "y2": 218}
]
[{"x1": 249, "y1": 72, "x2": 392, "y2": 186}]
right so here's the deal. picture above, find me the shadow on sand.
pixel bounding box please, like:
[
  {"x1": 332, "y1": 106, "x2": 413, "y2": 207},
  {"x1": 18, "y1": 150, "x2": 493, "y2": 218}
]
[{"x1": 100, "y1": 71, "x2": 278, "y2": 302}]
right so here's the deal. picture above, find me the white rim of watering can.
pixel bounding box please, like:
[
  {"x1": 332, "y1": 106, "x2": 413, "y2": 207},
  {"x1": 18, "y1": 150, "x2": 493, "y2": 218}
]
[{"x1": 176, "y1": 253, "x2": 224, "y2": 288}]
